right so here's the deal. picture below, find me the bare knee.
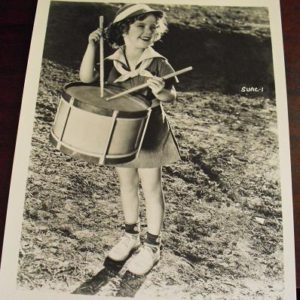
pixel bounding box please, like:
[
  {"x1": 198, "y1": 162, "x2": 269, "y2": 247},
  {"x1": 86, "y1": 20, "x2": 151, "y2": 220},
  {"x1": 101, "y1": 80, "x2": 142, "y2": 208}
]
[
  {"x1": 138, "y1": 168, "x2": 163, "y2": 199},
  {"x1": 143, "y1": 181, "x2": 162, "y2": 197},
  {"x1": 116, "y1": 167, "x2": 139, "y2": 193}
]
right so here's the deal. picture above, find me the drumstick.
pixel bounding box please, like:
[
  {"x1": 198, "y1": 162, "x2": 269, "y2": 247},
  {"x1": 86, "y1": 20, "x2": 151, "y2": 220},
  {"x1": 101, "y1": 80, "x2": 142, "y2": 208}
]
[
  {"x1": 99, "y1": 16, "x2": 104, "y2": 98},
  {"x1": 105, "y1": 66, "x2": 193, "y2": 101}
]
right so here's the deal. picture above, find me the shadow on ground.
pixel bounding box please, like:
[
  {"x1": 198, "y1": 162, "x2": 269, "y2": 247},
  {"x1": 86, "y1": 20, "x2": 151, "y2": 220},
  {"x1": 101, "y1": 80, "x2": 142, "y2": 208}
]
[{"x1": 72, "y1": 257, "x2": 146, "y2": 297}]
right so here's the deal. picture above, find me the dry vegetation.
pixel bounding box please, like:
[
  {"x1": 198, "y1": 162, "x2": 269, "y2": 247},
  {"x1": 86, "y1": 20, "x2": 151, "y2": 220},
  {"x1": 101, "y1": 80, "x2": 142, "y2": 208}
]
[{"x1": 17, "y1": 58, "x2": 283, "y2": 299}]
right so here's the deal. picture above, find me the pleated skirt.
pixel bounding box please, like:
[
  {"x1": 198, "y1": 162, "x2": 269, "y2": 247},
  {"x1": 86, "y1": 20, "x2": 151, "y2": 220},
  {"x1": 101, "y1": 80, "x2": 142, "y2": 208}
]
[{"x1": 115, "y1": 105, "x2": 181, "y2": 168}]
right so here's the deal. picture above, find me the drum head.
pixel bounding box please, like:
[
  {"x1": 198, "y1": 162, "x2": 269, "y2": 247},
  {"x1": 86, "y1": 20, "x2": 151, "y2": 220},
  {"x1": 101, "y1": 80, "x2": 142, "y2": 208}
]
[{"x1": 64, "y1": 83, "x2": 149, "y2": 113}]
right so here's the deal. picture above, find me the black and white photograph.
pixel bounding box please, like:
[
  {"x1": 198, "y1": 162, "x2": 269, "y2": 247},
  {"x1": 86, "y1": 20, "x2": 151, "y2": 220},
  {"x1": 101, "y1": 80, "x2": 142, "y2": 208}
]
[{"x1": 0, "y1": 0, "x2": 296, "y2": 299}]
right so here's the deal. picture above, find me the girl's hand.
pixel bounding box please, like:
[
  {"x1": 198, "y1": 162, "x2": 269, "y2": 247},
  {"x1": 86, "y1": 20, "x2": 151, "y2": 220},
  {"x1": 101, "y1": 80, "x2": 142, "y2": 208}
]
[
  {"x1": 88, "y1": 28, "x2": 102, "y2": 46},
  {"x1": 147, "y1": 76, "x2": 165, "y2": 96}
]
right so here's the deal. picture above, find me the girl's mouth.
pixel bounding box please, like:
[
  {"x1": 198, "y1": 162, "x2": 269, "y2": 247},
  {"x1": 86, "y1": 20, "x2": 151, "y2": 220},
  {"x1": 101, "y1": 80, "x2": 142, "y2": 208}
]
[{"x1": 140, "y1": 37, "x2": 151, "y2": 42}]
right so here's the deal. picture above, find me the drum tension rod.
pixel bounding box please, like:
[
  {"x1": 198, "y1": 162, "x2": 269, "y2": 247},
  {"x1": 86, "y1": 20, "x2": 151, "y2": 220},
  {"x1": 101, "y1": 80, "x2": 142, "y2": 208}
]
[{"x1": 99, "y1": 110, "x2": 119, "y2": 165}]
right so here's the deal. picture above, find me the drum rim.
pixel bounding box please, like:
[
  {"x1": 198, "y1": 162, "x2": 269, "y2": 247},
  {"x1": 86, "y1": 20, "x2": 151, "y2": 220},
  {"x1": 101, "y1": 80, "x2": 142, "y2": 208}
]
[{"x1": 63, "y1": 82, "x2": 150, "y2": 118}]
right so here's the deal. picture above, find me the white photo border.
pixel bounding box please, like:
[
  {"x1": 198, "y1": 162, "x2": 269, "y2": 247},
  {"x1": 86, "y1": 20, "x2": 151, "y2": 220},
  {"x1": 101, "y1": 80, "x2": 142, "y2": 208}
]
[{"x1": 0, "y1": 0, "x2": 296, "y2": 299}]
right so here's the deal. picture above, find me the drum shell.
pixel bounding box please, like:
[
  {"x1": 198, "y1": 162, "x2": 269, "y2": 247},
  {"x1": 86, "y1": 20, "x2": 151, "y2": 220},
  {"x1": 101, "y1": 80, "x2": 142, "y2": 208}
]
[{"x1": 50, "y1": 83, "x2": 151, "y2": 164}]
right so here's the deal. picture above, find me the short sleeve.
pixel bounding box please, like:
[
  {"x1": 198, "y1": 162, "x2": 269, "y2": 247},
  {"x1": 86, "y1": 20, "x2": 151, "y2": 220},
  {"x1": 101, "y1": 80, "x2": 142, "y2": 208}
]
[
  {"x1": 155, "y1": 58, "x2": 179, "y2": 90},
  {"x1": 95, "y1": 60, "x2": 115, "y2": 83}
]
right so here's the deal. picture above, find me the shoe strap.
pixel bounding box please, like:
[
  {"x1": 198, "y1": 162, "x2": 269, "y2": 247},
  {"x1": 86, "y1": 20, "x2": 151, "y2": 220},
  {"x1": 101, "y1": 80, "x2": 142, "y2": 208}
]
[{"x1": 143, "y1": 243, "x2": 160, "y2": 253}]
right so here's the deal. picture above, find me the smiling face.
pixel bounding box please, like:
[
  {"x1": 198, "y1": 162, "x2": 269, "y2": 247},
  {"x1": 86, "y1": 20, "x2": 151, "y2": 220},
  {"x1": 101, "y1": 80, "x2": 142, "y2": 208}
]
[{"x1": 122, "y1": 14, "x2": 159, "y2": 50}]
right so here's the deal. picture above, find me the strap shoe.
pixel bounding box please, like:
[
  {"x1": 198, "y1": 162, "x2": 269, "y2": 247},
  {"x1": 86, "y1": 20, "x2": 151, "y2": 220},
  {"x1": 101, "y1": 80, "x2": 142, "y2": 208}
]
[
  {"x1": 127, "y1": 243, "x2": 160, "y2": 275},
  {"x1": 107, "y1": 232, "x2": 141, "y2": 262}
]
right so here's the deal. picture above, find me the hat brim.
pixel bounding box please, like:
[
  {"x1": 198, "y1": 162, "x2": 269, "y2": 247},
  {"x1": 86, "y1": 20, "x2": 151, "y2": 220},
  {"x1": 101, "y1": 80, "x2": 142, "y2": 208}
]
[{"x1": 112, "y1": 8, "x2": 164, "y2": 24}]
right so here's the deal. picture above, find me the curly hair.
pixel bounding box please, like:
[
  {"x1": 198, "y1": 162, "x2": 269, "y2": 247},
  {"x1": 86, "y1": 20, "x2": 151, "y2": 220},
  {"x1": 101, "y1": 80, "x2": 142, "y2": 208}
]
[{"x1": 105, "y1": 12, "x2": 167, "y2": 49}]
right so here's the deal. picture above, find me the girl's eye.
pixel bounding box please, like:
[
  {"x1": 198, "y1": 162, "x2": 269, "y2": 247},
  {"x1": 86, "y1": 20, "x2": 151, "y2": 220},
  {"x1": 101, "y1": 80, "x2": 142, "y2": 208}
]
[{"x1": 135, "y1": 23, "x2": 157, "y2": 31}]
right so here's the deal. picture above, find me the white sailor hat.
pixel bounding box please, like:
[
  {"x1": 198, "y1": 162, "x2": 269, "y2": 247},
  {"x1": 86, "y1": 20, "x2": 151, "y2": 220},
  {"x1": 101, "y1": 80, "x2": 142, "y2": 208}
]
[{"x1": 112, "y1": 4, "x2": 164, "y2": 24}]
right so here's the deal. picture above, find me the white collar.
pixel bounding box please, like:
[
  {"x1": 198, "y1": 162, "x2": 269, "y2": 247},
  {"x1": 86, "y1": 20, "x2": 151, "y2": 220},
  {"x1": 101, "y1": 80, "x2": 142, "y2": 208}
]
[{"x1": 105, "y1": 46, "x2": 165, "y2": 69}]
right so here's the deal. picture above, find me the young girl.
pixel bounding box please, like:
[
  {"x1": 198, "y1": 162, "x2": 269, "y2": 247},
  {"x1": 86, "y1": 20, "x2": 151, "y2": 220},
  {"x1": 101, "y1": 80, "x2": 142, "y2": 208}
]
[{"x1": 79, "y1": 3, "x2": 181, "y2": 276}]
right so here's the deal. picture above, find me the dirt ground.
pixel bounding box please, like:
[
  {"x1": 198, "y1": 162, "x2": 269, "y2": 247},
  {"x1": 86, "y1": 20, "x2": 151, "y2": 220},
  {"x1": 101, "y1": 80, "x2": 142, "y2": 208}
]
[
  {"x1": 15, "y1": 3, "x2": 284, "y2": 300},
  {"x1": 16, "y1": 57, "x2": 283, "y2": 299}
]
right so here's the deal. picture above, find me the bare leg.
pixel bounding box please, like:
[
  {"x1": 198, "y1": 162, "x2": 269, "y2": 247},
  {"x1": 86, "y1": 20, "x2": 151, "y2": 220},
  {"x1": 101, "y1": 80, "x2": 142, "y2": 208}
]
[
  {"x1": 126, "y1": 167, "x2": 163, "y2": 274},
  {"x1": 115, "y1": 167, "x2": 140, "y2": 224},
  {"x1": 138, "y1": 167, "x2": 165, "y2": 235}
]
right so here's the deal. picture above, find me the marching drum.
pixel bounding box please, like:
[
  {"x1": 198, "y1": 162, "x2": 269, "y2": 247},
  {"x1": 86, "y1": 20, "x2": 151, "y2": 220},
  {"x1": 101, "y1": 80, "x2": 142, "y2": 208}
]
[
  {"x1": 50, "y1": 14, "x2": 192, "y2": 166},
  {"x1": 50, "y1": 82, "x2": 151, "y2": 165}
]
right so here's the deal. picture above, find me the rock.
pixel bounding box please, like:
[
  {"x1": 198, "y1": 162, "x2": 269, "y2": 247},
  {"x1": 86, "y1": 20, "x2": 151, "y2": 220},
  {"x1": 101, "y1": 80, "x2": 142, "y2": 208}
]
[{"x1": 254, "y1": 217, "x2": 265, "y2": 225}]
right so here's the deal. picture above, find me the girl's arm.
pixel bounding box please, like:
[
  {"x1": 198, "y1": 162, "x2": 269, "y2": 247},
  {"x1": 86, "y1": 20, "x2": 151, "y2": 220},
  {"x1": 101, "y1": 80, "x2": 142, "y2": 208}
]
[{"x1": 79, "y1": 29, "x2": 102, "y2": 83}]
